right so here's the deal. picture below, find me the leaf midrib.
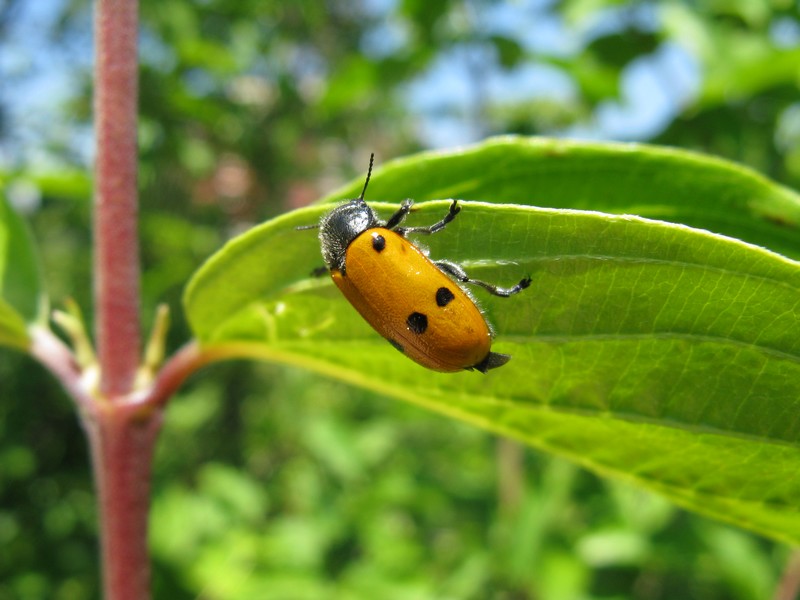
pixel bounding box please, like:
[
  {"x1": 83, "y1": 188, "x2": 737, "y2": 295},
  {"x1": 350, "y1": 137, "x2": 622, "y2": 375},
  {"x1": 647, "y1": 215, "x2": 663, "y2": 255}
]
[
  {"x1": 462, "y1": 393, "x2": 800, "y2": 452},
  {"x1": 505, "y1": 333, "x2": 799, "y2": 363}
]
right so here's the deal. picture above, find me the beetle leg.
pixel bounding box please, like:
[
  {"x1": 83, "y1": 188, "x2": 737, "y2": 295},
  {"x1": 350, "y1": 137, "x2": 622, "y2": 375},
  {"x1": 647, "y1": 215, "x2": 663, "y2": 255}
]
[
  {"x1": 396, "y1": 200, "x2": 460, "y2": 236},
  {"x1": 435, "y1": 260, "x2": 531, "y2": 297},
  {"x1": 384, "y1": 199, "x2": 414, "y2": 230},
  {"x1": 309, "y1": 266, "x2": 329, "y2": 278}
]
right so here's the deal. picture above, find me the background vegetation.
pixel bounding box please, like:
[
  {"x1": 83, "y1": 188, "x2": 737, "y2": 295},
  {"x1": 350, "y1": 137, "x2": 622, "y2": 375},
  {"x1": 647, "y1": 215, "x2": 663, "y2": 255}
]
[{"x1": 1, "y1": 0, "x2": 799, "y2": 598}]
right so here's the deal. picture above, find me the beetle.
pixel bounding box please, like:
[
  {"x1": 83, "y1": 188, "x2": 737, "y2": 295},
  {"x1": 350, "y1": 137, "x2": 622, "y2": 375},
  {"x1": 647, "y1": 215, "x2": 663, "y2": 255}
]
[{"x1": 301, "y1": 154, "x2": 530, "y2": 373}]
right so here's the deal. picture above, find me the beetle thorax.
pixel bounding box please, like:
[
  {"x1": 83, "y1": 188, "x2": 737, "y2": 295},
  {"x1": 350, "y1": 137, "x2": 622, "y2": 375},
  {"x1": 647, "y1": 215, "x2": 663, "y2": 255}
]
[{"x1": 319, "y1": 199, "x2": 380, "y2": 272}]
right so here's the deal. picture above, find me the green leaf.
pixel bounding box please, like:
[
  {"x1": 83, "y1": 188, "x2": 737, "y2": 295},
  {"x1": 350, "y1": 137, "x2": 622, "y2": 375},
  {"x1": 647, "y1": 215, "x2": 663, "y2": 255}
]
[
  {"x1": 0, "y1": 192, "x2": 46, "y2": 350},
  {"x1": 323, "y1": 137, "x2": 800, "y2": 260},
  {"x1": 662, "y1": 5, "x2": 800, "y2": 107},
  {"x1": 489, "y1": 35, "x2": 525, "y2": 68},
  {"x1": 184, "y1": 137, "x2": 800, "y2": 543},
  {"x1": 0, "y1": 169, "x2": 91, "y2": 202},
  {"x1": 0, "y1": 297, "x2": 29, "y2": 351}
]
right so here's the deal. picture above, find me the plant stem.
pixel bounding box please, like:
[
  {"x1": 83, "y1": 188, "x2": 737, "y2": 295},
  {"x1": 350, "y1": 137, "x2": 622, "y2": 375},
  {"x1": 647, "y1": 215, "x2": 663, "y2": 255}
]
[
  {"x1": 87, "y1": 403, "x2": 162, "y2": 600},
  {"x1": 28, "y1": 326, "x2": 86, "y2": 403},
  {"x1": 497, "y1": 438, "x2": 524, "y2": 515},
  {"x1": 92, "y1": 0, "x2": 151, "y2": 597},
  {"x1": 775, "y1": 549, "x2": 800, "y2": 600},
  {"x1": 94, "y1": 0, "x2": 141, "y2": 397}
]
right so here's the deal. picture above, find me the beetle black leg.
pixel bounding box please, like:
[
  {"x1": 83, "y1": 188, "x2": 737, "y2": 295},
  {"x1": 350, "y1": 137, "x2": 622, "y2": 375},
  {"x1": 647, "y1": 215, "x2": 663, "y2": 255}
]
[
  {"x1": 309, "y1": 266, "x2": 329, "y2": 277},
  {"x1": 435, "y1": 260, "x2": 531, "y2": 297},
  {"x1": 384, "y1": 199, "x2": 414, "y2": 230},
  {"x1": 396, "y1": 200, "x2": 460, "y2": 236}
]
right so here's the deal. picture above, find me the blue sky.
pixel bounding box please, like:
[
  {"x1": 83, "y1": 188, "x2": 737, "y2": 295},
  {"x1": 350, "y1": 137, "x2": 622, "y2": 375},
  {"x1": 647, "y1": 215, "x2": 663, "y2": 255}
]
[
  {"x1": 1, "y1": 0, "x2": 93, "y2": 168},
  {"x1": 400, "y1": 1, "x2": 700, "y2": 146}
]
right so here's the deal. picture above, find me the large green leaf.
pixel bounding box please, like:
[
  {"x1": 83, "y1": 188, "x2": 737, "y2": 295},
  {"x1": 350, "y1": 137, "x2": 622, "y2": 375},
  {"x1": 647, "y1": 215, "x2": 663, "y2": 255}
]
[
  {"x1": 0, "y1": 193, "x2": 46, "y2": 350},
  {"x1": 322, "y1": 137, "x2": 800, "y2": 260},
  {"x1": 184, "y1": 137, "x2": 800, "y2": 543}
]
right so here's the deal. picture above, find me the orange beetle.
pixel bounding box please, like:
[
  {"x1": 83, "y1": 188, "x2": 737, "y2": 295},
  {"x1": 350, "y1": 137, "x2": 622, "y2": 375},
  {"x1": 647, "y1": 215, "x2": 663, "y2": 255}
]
[{"x1": 306, "y1": 155, "x2": 529, "y2": 373}]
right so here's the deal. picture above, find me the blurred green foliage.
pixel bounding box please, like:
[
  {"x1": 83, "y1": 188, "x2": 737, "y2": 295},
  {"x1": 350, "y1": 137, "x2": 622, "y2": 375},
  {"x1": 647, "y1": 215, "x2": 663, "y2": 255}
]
[{"x1": 1, "y1": 0, "x2": 798, "y2": 598}]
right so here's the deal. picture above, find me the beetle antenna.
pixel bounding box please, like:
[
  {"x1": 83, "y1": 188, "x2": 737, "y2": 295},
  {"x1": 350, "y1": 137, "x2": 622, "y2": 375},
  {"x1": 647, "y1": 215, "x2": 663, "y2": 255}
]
[{"x1": 357, "y1": 153, "x2": 375, "y2": 203}]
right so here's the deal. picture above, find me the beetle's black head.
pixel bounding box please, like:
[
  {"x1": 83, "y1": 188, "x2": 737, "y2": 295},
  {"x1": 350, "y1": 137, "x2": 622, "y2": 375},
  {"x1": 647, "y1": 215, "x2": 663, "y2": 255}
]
[
  {"x1": 319, "y1": 199, "x2": 379, "y2": 271},
  {"x1": 318, "y1": 154, "x2": 379, "y2": 272}
]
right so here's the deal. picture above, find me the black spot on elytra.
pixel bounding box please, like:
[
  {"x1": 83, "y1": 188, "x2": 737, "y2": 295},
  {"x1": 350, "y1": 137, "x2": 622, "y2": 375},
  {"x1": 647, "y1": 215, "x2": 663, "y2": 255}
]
[
  {"x1": 406, "y1": 312, "x2": 428, "y2": 334},
  {"x1": 371, "y1": 233, "x2": 386, "y2": 252},
  {"x1": 387, "y1": 338, "x2": 404, "y2": 353},
  {"x1": 436, "y1": 287, "x2": 455, "y2": 307}
]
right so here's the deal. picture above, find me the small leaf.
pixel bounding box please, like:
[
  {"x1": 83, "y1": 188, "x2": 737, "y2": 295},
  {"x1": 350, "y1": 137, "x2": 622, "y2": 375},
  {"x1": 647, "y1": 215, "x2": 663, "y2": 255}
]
[
  {"x1": 0, "y1": 192, "x2": 47, "y2": 349},
  {"x1": 490, "y1": 35, "x2": 525, "y2": 68},
  {"x1": 0, "y1": 297, "x2": 29, "y2": 351},
  {"x1": 184, "y1": 137, "x2": 800, "y2": 543}
]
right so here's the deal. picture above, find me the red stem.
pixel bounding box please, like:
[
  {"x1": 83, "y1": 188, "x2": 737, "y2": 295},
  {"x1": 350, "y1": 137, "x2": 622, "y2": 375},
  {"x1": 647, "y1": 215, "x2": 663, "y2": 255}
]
[
  {"x1": 94, "y1": 0, "x2": 141, "y2": 397},
  {"x1": 28, "y1": 326, "x2": 91, "y2": 409},
  {"x1": 775, "y1": 550, "x2": 800, "y2": 600},
  {"x1": 148, "y1": 341, "x2": 262, "y2": 408},
  {"x1": 91, "y1": 0, "x2": 152, "y2": 597},
  {"x1": 87, "y1": 404, "x2": 162, "y2": 600},
  {"x1": 34, "y1": 1, "x2": 289, "y2": 596}
]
